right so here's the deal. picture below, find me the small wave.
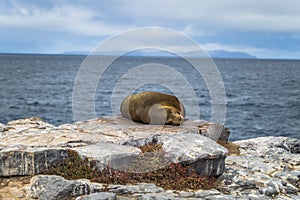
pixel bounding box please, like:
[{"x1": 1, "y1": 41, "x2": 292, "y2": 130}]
[
  {"x1": 9, "y1": 105, "x2": 21, "y2": 109},
  {"x1": 26, "y1": 100, "x2": 54, "y2": 106}
]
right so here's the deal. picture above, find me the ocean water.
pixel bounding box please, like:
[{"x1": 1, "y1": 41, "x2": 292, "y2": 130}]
[{"x1": 0, "y1": 54, "x2": 299, "y2": 141}]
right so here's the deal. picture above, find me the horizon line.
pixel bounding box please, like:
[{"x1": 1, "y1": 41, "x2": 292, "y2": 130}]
[{"x1": 0, "y1": 52, "x2": 300, "y2": 61}]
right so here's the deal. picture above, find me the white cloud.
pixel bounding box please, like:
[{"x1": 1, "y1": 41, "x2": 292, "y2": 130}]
[
  {"x1": 0, "y1": 2, "x2": 131, "y2": 37},
  {"x1": 0, "y1": 1, "x2": 299, "y2": 58},
  {"x1": 203, "y1": 42, "x2": 300, "y2": 59},
  {"x1": 117, "y1": 0, "x2": 300, "y2": 32},
  {"x1": 4, "y1": 0, "x2": 300, "y2": 38},
  {"x1": 91, "y1": 28, "x2": 207, "y2": 55}
]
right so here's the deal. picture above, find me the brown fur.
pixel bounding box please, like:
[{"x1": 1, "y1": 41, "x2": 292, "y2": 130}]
[{"x1": 120, "y1": 91, "x2": 185, "y2": 126}]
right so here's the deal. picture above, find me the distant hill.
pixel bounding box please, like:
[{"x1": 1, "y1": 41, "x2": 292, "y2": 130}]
[
  {"x1": 63, "y1": 50, "x2": 256, "y2": 59},
  {"x1": 63, "y1": 51, "x2": 89, "y2": 55},
  {"x1": 208, "y1": 50, "x2": 256, "y2": 59}
]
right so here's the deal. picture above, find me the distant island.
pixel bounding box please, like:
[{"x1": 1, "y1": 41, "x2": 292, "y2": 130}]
[
  {"x1": 63, "y1": 50, "x2": 256, "y2": 59},
  {"x1": 208, "y1": 50, "x2": 256, "y2": 59}
]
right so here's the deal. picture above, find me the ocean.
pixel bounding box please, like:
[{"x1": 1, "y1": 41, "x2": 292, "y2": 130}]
[{"x1": 0, "y1": 54, "x2": 299, "y2": 141}]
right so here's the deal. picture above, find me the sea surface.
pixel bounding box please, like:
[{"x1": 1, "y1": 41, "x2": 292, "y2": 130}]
[{"x1": 0, "y1": 54, "x2": 299, "y2": 141}]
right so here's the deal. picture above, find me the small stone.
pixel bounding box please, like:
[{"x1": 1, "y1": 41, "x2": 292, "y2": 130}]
[
  {"x1": 136, "y1": 183, "x2": 164, "y2": 193},
  {"x1": 116, "y1": 196, "x2": 136, "y2": 200},
  {"x1": 285, "y1": 183, "x2": 298, "y2": 194},
  {"x1": 109, "y1": 185, "x2": 140, "y2": 195},
  {"x1": 264, "y1": 186, "x2": 279, "y2": 197},
  {"x1": 177, "y1": 191, "x2": 195, "y2": 198},
  {"x1": 237, "y1": 195, "x2": 270, "y2": 200},
  {"x1": 287, "y1": 174, "x2": 300, "y2": 186},
  {"x1": 136, "y1": 192, "x2": 178, "y2": 200},
  {"x1": 291, "y1": 141, "x2": 300, "y2": 154},
  {"x1": 236, "y1": 180, "x2": 256, "y2": 189},
  {"x1": 194, "y1": 189, "x2": 221, "y2": 198},
  {"x1": 205, "y1": 194, "x2": 236, "y2": 200},
  {"x1": 30, "y1": 175, "x2": 93, "y2": 200},
  {"x1": 198, "y1": 123, "x2": 230, "y2": 142},
  {"x1": 76, "y1": 192, "x2": 116, "y2": 200}
]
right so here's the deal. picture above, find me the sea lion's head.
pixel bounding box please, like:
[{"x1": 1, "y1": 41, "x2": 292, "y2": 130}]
[{"x1": 165, "y1": 107, "x2": 184, "y2": 126}]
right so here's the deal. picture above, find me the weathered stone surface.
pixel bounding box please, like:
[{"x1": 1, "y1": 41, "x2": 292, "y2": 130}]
[
  {"x1": 197, "y1": 122, "x2": 230, "y2": 142},
  {"x1": 0, "y1": 147, "x2": 68, "y2": 176},
  {"x1": 157, "y1": 133, "x2": 227, "y2": 176},
  {"x1": 218, "y1": 136, "x2": 300, "y2": 198},
  {"x1": 0, "y1": 116, "x2": 228, "y2": 177},
  {"x1": 2, "y1": 117, "x2": 299, "y2": 199},
  {"x1": 74, "y1": 141, "x2": 142, "y2": 171},
  {"x1": 108, "y1": 183, "x2": 164, "y2": 195},
  {"x1": 30, "y1": 175, "x2": 102, "y2": 200},
  {"x1": 76, "y1": 192, "x2": 116, "y2": 200}
]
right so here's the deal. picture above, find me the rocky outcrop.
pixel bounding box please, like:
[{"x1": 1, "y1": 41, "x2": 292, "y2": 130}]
[
  {"x1": 1, "y1": 117, "x2": 299, "y2": 199},
  {"x1": 219, "y1": 136, "x2": 300, "y2": 199},
  {"x1": 0, "y1": 117, "x2": 228, "y2": 177}
]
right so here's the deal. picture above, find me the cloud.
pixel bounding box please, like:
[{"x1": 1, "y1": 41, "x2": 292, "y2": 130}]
[
  {"x1": 5, "y1": 0, "x2": 300, "y2": 37},
  {"x1": 91, "y1": 28, "x2": 206, "y2": 55},
  {"x1": 203, "y1": 42, "x2": 300, "y2": 59},
  {"x1": 0, "y1": 1, "x2": 131, "y2": 37},
  {"x1": 0, "y1": 0, "x2": 299, "y2": 58},
  {"x1": 117, "y1": 0, "x2": 300, "y2": 32}
]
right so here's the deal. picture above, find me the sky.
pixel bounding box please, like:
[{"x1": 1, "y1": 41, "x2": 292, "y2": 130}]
[{"x1": 0, "y1": 0, "x2": 300, "y2": 59}]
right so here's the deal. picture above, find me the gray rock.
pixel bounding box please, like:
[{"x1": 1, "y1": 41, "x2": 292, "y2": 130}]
[
  {"x1": 236, "y1": 180, "x2": 256, "y2": 189},
  {"x1": 194, "y1": 189, "x2": 221, "y2": 198},
  {"x1": 116, "y1": 197, "x2": 137, "y2": 200},
  {"x1": 136, "y1": 192, "x2": 179, "y2": 200},
  {"x1": 2, "y1": 117, "x2": 300, "y2": 199},
  {"x1": 30, "y1": 175, "x2": 93, "y2": 200},
  {"x1": 177, "y1": 191, "x2": 195, "y2": 198},
  {"x1": 136, "y1": 183, "x2": 165, "y2": 193},
  {"x1": 206, "y1": 195, "x2": 236, "y2": 200},
  {"x1": 107, "y1": 183, "x2": 164, "y2": 195},
  {"x1": 236, "y1": 195, "x2": 271, "y2": 200},
  {"x1": 109, "y1": 185, "x2": 141, "y2": 195},
  {"x1": 291, "y1": 140, "x2": 300, "y2": 154},
  {"x1": 158, "y1": 133, "x2": 228, "y2": 176},
  {"x1": 0, "y1": 147, "x2": 68, "y2": 176},
  {"x1": 218, "y1": 136, "x2": 300, "y2": 198},
  {"x1": 76, "y1": 192, "x2": 116, "y2": 200},
  {"x1": 197, "y1": 122, "x2": 230, "y2": 142},
  {"x1": 285, "y1": 183, "x2": 298, "y2": 194},
  {"x1": 0, "y1": 116, "x2": 228, "y2": 177},
  {"x1": 74, "y1": 141, "x2": 141, "y2": 171}
]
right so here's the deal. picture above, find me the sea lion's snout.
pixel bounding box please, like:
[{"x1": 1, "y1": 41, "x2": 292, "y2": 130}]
[{"x1": 166, "y1": 110, "x2": 184, "y2": 126}]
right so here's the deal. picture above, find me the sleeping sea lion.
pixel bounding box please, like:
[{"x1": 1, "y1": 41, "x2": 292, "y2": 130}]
[{"x1": 120, "y1": 91, "x2": 185, "y2": 126}]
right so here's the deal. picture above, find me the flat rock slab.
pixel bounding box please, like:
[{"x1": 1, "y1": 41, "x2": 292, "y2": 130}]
[{"x1": 0, "y1": 117, "x2": 228, "y2": 177}]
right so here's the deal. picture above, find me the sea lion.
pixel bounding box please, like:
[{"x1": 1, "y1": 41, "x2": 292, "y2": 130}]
[{"x1": 120, "y1": 91, "x2": 185, "y2": 126}]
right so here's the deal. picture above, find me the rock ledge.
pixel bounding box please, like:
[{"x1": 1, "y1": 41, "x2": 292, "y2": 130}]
[{"x1": 1, "y1": 117, "x2": 299, "y2": 199}]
